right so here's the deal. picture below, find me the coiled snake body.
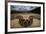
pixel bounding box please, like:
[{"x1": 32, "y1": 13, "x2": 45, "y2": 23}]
[{"x1": 15, "y1": 15, "x2": 33, "y2": 27}]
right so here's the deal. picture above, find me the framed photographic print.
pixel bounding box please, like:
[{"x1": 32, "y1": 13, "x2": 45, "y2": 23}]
[{"x1": 5, "y1": 1, "x2": 45, "y2": 33}]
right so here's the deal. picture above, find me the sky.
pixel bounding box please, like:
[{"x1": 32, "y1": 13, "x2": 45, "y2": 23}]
[{"x1": 11, "y1": 5, "x2": 39, "y2": 11}]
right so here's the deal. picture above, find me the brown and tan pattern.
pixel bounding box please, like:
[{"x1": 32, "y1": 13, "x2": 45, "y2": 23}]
[{"x1": 11, "y1": 13, "x2": 41, "y2": 28}]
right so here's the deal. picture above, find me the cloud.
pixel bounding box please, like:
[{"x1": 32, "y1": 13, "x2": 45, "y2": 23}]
[{"x1": 11, "y1": 5, "x2": 39, "y2": 11}]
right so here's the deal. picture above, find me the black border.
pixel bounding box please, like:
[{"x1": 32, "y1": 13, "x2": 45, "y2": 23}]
[{"x1": 5, "y1": 1, "x2": 45, "y2": 34}]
